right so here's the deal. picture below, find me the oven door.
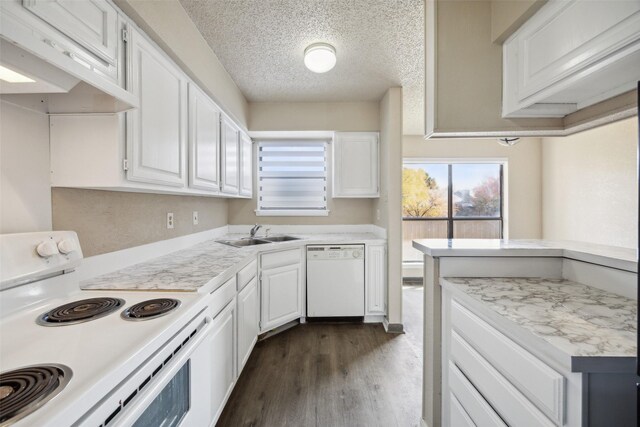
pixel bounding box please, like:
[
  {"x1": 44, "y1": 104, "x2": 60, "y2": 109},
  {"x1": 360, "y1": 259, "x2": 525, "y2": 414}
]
[{"x1": 101, "y1": 311, "x2": 215, "y2": 427}]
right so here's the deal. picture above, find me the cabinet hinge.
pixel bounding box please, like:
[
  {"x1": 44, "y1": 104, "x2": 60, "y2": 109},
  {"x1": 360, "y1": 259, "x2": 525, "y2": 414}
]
[
  {"x1": 122, "y1": 28, "x2": 129, "y2": 43},
  {"x1": 122, "y1": 159, "x2": 129, "y2": 171}
]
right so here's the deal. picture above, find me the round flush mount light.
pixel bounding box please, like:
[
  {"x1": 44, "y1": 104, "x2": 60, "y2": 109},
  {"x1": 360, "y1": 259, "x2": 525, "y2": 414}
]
[{"x1": 304, "y1": 43, "x2": 336, "y2": 73}]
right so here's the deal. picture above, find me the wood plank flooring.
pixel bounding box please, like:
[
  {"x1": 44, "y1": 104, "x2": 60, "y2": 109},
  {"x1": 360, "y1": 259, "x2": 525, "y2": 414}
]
[{"x1": 217, "y1": 287, "x2": 423, "y2": 427}]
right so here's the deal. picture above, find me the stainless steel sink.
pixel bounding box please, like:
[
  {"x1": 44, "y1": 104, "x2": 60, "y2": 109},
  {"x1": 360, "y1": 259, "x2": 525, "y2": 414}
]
[
  {"x1": 216, "y1": 238, "x2": 271, "y2": 248},
  {"x1": 260, "y1": 235, "x2": 301, "y2": 242}
]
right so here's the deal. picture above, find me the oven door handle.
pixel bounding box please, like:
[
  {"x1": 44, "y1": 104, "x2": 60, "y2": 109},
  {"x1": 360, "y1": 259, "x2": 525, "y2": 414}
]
[{"x1": 110, "y1": 315, "x2": 214, "y2": 426}]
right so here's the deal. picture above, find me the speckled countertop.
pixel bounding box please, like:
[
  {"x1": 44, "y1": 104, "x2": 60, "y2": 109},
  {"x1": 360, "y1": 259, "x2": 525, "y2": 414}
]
[
  {"x1": 80, "y1": 233, "x2": 384, "y2": 293},
  {"x1": 412, "y1": 239, "x2": 637, "y2": 272},
  {"x1": 442, "y1": 277, "x2": 637, "y2": 372}
]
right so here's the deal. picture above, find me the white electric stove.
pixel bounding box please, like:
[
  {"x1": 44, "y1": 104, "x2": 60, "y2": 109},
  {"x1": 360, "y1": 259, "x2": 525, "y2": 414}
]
[{"x1": 0, "y1": 231, "x2": 214, "y2": 427}]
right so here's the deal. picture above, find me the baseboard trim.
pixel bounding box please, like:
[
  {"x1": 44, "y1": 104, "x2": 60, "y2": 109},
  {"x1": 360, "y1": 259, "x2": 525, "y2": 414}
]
[{"x1": 383, "y1": 318, "x2": 404, "y2": 334}]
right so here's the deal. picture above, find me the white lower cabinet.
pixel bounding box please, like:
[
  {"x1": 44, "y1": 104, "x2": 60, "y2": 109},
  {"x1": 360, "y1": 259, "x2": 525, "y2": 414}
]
[
  {"x1": 260, "y1": 248, "x2": 303, "y2": 332},
  {"x1": 365, "y1": 244, "x2": 386, "y2": 315},
  {"x1": 208, "y1": 297, "x2": 237, "y2": 426},
  {"x1": 237, "y1": 277, "x2": 259, "y2": 373},
  {"x1": 442, "y1": 291, "x2": 582, "y2": 427}
]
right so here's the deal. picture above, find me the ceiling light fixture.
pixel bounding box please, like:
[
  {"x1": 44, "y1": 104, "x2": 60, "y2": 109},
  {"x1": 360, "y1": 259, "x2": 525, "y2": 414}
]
[
  {"x1": 0, "y1": 65, "x2": 35, "y2": 83},
  {"x1": 304, "y1": 43, "x2": 336, "y2": 73}
]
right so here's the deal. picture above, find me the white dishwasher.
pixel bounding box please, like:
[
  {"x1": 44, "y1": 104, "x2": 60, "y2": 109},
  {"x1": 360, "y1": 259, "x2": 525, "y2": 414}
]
[{"x1": 306, "y1": 245, "x2": 365, "y2": 317}]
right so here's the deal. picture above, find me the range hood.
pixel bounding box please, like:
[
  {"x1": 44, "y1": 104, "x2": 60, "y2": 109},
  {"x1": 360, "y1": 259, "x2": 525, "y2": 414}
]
[{"x1": 0, "y1": 39, "x2": 137, "y2": 114}]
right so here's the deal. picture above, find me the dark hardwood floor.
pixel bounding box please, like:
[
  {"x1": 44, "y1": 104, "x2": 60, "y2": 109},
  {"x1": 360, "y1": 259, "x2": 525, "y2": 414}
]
[{"x1": 217, "y1": 286, "x2": 423, "y2": 427}]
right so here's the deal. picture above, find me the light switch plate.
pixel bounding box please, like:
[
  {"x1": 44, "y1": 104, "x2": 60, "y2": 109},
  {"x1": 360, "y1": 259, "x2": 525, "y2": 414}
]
[{"x1": 193, "y1": 211, "x2": 199, "y2": 225}]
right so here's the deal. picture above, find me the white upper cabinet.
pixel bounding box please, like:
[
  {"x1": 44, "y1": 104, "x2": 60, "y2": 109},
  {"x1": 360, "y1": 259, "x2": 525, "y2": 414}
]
[
  {"x1": 220, "y1": 116, "x2": 240, "y2": 195},
  {"x1": 503, "y1": 0, "x2": 640, "y2": 118},
  {"x1": 239, "y1": 132, "x2": 253, "y2": 198},
  {"x1": 126, "y1": 26, "x2": 187, "y2": 187},
  {"x1": 23, "y1": 0, "x2": 119, "y2": 70},
  {"x1": 333, "y1": 132, "x2": 379, "y2": 198},
  {"x1": 188, "y1": 83, "x2": 220, "y2": 192}
]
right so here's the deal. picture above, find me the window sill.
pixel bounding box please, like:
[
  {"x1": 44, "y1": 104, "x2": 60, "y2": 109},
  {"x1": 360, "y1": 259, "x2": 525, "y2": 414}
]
[{"x1": 255, "y1": 210, "x2": 330, "y2": 217}]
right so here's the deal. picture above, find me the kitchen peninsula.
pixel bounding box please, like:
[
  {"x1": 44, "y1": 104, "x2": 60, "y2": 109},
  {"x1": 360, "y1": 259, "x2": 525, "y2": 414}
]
[{"x1": 412, "y1": 239, "x2": 638, "y2": 427}]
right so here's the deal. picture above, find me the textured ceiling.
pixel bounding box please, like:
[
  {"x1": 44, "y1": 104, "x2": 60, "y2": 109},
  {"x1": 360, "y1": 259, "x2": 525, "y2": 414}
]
[{"x1": 179, "y1": 0, "x2": 424, "y2": 135}]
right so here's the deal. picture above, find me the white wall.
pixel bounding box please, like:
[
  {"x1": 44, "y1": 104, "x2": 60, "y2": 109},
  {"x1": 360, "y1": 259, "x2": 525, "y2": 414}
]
[
  {"x1": 542, "y1": 117, "x2": 638, "y2": 248},
  {"x1": 375, "y1": 88, "x2": 403, "y2": 328},
  {"x1": 0, "y1": 101, "x2": 52, "y2": 233}
]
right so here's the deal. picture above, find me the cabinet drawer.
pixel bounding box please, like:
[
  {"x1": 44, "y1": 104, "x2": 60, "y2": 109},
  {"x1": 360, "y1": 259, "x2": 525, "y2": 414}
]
[
  {"x1": 449, "y1": 362, "x2": 506, "y2": 427},
  {"x1": 451, "y1": 331, "x2": 555, "y2": 427},
  {"x1": 451, "y1": 300, "x2": 564, "y2": 423},
  {"x1": 237, "y1": 259, "x2": 257, "y2": 291},
  {"x1": 209, "y1": 276, "x2": 236, "y2": 318},
  {"x1": 261, "y1": 248, "x2": 301, "y2": 270},
  {"x1": 449, "y1": 392, "x2": 475, "y2": 427}
]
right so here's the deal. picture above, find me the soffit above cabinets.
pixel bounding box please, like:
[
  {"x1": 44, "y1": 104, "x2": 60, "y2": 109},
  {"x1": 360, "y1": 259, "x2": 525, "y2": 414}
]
[{"x1": 179, "y1": 0, "x2": 425, "y2": 135}]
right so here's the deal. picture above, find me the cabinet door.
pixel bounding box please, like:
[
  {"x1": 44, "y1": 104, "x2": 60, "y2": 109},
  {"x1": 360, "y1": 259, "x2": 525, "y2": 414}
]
[
  {"x1": 209, "y1": 299, "x2": 237, "y2": 426},
  {"x1": 333, "y1": 132, "x2": 379, "y2": 197},
  {"x1": 188, "y1": 83, "x2": 220, "y2": 191},
  {"x1": 127, "y1": 28, "x2": 187, "y2": 187},
  {"x1": 260, "y1": 263, "x2": 302, "y2": 331},
  {"x1": 366, "y1": 244, "x2": 386, "y2": 315},
  {"x1": 220, "y1": 116, "x2": 239, "y2": 195},
  {"x1": 23, "y1": 0, "x2": 118, "y2": 66},
  {"x1": 237, "y1": 277, "x2": 259, "y2": 373},
  {"x1": 239, "y1": 132, "x2": 253, "y2": 197}
]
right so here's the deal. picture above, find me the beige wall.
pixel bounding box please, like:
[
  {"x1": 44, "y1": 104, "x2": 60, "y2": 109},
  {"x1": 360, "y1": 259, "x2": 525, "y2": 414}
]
[
  {"x1": 0, "y1": 101, "x2": 52, "y2": 233},
  {"x1": 542, "y1": 117, "x2": 638, "y2": 248},
  {"x1": 114, "y1": 0, "x2": 249, "y2": 128},
  {"x1": 375, "y1": 88, "x2": 403, "y2": 327},
  {"x1": 403, "y1": 135, "x2": 543, "y2": 239},
  {"x1": 52, "y1": 188, "x2": 228, "y2": 257},
  {"x1": 490, "y1": 0, "x2": 546, "y2": 43},
  {"x1": 249, "y1": 101, "x2": 380, "y2": 132}
]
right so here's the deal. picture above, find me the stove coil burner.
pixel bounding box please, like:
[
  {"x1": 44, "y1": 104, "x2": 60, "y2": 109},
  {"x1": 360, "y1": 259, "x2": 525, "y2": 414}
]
[
  {"x1": 0, "y1": 365, "x2": 72, "y2": 425},
  {"x1": 37, "y1": 297, "x2": 125, "y2": 326},
  {"x1": 121, "y1": 298, "x2": 181, "y2": 321}
]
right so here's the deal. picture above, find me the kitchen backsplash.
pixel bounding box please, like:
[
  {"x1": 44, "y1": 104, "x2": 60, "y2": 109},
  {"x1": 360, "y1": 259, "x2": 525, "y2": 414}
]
[{"x1": 52, "y1": 188, "x2": 228, "y2": 257}]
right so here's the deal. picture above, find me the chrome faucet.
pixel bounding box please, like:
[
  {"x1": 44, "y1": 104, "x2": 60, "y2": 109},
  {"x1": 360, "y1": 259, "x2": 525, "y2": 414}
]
[{"x1": 250, "y1": 224, "x2": 262, "y2": 238}]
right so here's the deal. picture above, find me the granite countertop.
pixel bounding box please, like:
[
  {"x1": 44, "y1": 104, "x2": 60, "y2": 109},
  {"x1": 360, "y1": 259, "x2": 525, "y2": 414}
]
[
  {"x1": 412, "y1": 239, "x2": 637, "y2": 272},
  {"x1": 442, "y1": 277, "x2": 637, "y2": 372},
  {"x1": 80, "y1": 233, "x2": 384, "y2": 293}
]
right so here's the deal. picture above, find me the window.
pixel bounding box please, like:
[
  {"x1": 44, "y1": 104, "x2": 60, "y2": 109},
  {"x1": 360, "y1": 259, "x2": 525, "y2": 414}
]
[
  {"x1": 402, "y1": 161, "x2": 505, "y2": 261},
  {"x1": 256, "y1": 141, "x2": 328, "y2": 216}
]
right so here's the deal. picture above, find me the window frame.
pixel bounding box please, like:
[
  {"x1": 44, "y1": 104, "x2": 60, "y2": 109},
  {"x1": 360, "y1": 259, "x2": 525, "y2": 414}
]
[
  {"x1": 402, "y1": 158, "x2": 507, "y2": 239},
  {"x1": 255, "y1": 139, "x2": 330, "y2": 217}
]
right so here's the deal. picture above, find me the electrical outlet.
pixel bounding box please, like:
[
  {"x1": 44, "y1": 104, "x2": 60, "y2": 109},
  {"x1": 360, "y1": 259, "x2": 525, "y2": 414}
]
[
  {"x1": 376, "y1": 209, "x2": 381, "y2": 220},
  {"x1": 193, "y1": 211, "x2": 199, "y2": 225},
  {"x1": 167, "y1": 212, "x2": 174, "y2": 229}
]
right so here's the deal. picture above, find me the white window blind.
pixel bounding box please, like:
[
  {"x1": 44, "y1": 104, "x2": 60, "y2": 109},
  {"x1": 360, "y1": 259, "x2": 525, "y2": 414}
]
[{"x1": 257, "y1": 141, "x2": 328, "y2": 214}]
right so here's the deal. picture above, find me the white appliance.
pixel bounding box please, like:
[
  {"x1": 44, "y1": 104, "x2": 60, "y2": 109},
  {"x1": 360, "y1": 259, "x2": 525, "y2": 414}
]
[
  {"x1": 306, "y1": 245, "x2": 365, "y2": 317},
  {"x1": 0, "y1": 231, "x2": 214, "y2": 427}
]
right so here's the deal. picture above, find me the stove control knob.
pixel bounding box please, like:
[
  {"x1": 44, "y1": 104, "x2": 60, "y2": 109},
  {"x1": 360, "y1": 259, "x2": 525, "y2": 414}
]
[
  {"x1": 57, "y1": 239, "x2": 76, "y2": 255},
  {"x1": 36, "y1": 240, "x2": 60, "y2": 258}
]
